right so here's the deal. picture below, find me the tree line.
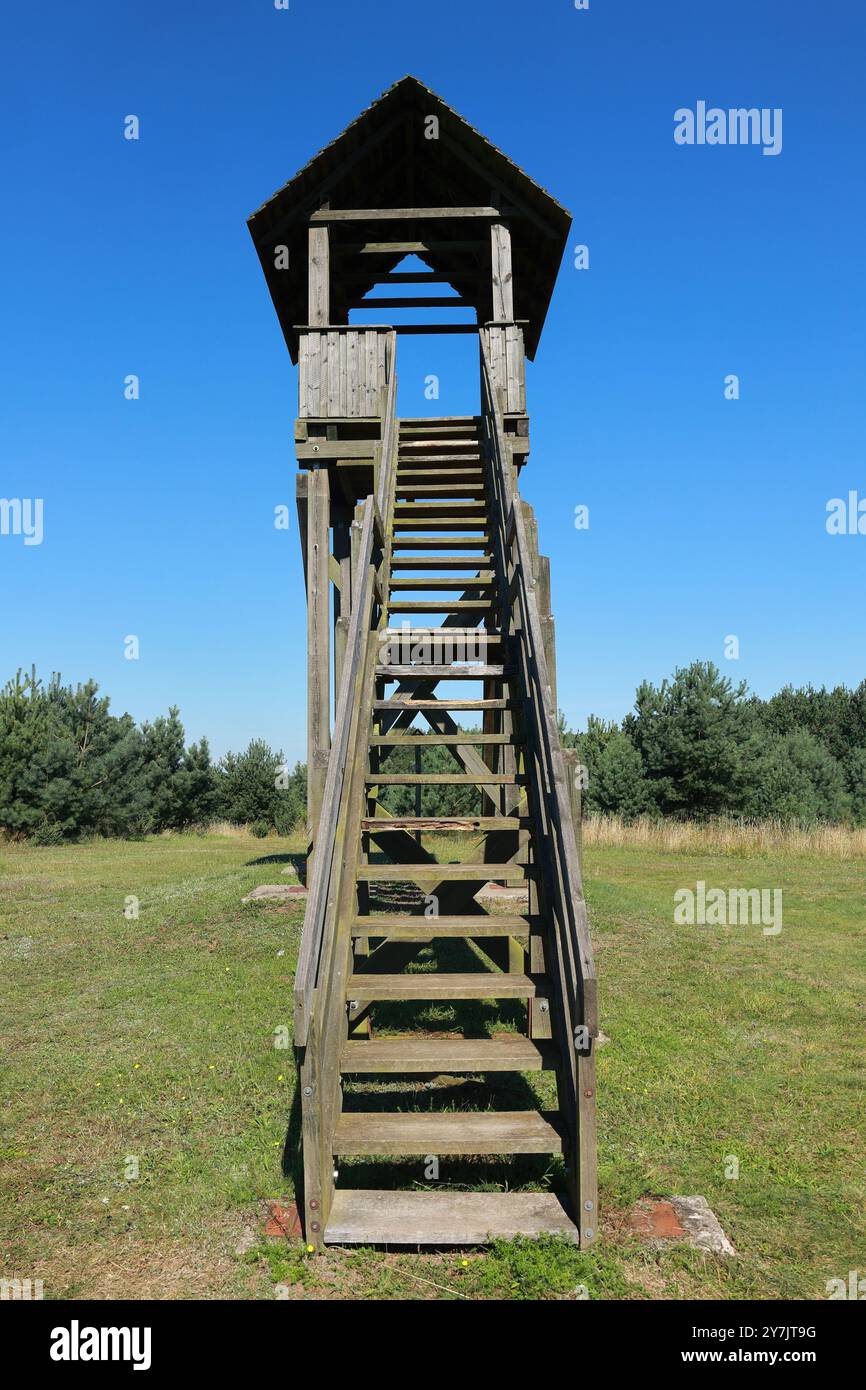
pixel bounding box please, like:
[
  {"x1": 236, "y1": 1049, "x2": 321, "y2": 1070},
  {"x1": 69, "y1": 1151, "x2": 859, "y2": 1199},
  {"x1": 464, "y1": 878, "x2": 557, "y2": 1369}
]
[
  {"x1": 562, "y1": 661, "x2": 866, "y2": 825},
  {"x1": 2, "y1": 662, "x2": 864, "y2": 842},
  {"x1": 0, "y1": 669, "x2": 305, "y2": 843}
]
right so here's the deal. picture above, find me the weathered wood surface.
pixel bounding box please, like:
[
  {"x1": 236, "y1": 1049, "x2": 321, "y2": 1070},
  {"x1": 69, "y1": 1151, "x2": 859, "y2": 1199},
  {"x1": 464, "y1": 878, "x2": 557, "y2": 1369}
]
[
  {"x1": 480, "y1": 332, "x2": 598, "y2": 1244},
  {"x1": 345, "y1": 972, "x2": 540, "y2": 1002},
  {"x1": 310, "y1": 205, "x2": 504, "y2": 223},
  {"x1": 482, "y1": 322, "x2": 526, "y2": 414},
  {"x1": 341, "y1": 1035, "x2": 556, "y2": 1072},
  {"x1": 365, "y1": 772, "x2": 524, "y2": 785},
  {"x1": 299, "y1": 328, "x2": 389, "y2": 417},
  {"x1": 308, "y1": 224, "x2": 329, "y2": 327},
  {"x1": 294, "y1": 498, "x2": 377, "y2": 1041},
  {"x1": 356, "y1": 861, "x2": 531, "y2": 883},
  {"x1": 491, "y1": 222, "x2": 514, "y2": 321},
  {"x1": 306, "y1": 468, "x2": 331, "y2": 837},
  {"x1": 369, "y1": 732, "x2": 514, "y2": 746},
  {"x1": 324, "y1": 1190, "x2": 578, "y2": 1245},
  {"x1": 333, "y1": 1110, "x2": 563, "y2": 1156},
  {"x1": 350, "y1": 913, "x2": 532, "y2": 938}
]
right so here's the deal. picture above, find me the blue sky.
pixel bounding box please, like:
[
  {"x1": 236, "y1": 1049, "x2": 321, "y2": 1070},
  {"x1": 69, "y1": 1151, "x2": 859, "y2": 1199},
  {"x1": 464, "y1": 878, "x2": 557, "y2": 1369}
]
[{"x1": 1, "y1": 0, "x2": 864, "y2": 762}]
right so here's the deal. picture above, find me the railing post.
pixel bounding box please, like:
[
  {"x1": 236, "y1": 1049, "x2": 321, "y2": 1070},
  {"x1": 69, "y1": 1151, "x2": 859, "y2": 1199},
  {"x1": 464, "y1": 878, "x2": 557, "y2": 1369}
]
[
  {"x1": 333, "y1": 508, "x2": 352, "y2": 713},
  {"x1": 306, "y1": 467, "x2": 331, "y2": 841},
  {"x1": 562, "y1": 749, "x2": 584, "y2": 883}
]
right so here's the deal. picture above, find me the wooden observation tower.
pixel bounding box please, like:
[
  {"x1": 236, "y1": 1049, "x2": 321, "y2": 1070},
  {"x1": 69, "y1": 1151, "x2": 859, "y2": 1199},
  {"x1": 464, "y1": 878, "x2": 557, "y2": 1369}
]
[{"x1": 248, "y1": 76, "x2": 597, "y2": 1249}]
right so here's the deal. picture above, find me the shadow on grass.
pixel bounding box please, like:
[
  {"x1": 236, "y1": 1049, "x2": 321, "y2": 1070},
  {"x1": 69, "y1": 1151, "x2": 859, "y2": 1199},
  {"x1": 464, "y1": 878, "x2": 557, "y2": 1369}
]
[
  {"x1": 336, "y1": 1152, "x2": 566, "y2": 1193},
  {"x1": 247, "y1": 852, "x2": 308, "y2": 884},
  {"x1": 341, "y1": 1069, "x2": 543, "y2": 1114},
  {"x1": 281, "y1": 1057, "x2": 305, "y2": 1192}
]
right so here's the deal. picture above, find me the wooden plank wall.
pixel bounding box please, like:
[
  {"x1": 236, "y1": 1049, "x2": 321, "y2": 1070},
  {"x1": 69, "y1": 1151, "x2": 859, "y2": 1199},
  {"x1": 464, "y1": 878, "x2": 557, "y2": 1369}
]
[
  {"x1": 299, "y1": 329, "x2": 389, "y2": 418},
  {"x1": 483, "y1": 324, "x2": 526, "y2": 415}
]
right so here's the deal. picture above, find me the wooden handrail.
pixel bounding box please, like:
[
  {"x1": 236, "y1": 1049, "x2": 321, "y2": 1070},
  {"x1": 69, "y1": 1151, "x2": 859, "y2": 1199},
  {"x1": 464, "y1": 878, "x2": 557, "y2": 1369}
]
[
  {"x1": 293, "y1": 497, "x2": 377, "y2": 1044},
  {"x1": 294, "y1": 331, "x2": 398, "y2": 1047},
  {"x1": 479, "y1": 335, "x2": 597, "y2": 1045},
  {"x1": 376, "y1": 331, "x2": 398, "y2": 528}
]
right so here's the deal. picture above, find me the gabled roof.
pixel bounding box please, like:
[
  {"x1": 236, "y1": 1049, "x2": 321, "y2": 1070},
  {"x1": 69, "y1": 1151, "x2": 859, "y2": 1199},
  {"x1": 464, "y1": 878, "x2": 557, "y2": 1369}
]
[{"x1": 247, "y1": 76, "x2": 572, "y2": 362}]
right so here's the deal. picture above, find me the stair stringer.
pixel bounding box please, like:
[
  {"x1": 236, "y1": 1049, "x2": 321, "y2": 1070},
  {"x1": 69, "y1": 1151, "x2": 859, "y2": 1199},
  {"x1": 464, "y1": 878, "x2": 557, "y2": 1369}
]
[{"x1": 480, "y1": 334, "x2": 599, "y2": 1245}]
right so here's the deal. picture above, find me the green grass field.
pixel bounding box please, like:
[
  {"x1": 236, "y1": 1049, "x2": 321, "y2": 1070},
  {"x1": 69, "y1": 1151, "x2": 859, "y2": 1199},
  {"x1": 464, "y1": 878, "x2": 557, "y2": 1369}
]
[{"x1": 1, "y1": 827, "x2": 863, "y2": 1300}]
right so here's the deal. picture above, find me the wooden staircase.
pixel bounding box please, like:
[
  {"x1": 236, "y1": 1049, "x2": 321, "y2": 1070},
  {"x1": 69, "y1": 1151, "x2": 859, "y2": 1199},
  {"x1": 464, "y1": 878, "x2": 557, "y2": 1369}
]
[{"x1": 294, "y1": 359, "x2": 598, "y2": 1248}]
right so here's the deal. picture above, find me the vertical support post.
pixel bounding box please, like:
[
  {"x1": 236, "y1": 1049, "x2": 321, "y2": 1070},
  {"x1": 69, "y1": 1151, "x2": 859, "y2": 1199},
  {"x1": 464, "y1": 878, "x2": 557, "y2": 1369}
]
[
  {"x1": 562, "y1": 749, "x2": 584, "y2": 883},
  {"x1": 299, "y1": 1021, "x2": 325, "y2": 1250},
  {"x1": 332, "y1": 510, "x2": 351, "y2": 711},
  {"x1": 490, "y1": 221, "x2": 514, "y2": 321},
  {"x1": 306, "y1": 468, "x2": 331, "y2": 840},
  {"x1": 537, "y1": 554, "x2": 557, "y2": 716},
  {"x1": 295, "y1": 473, "x2": 309, "y2": 586},
  {"x1": 576, "y1": 1045, "x2": 598, "y2": 1247},
  {"x1": 308, "y1": 221, "x2": 330, "y2": 327},
  {"x1": 527, "y1": 870, "x2": 551, "y2": 1041}
]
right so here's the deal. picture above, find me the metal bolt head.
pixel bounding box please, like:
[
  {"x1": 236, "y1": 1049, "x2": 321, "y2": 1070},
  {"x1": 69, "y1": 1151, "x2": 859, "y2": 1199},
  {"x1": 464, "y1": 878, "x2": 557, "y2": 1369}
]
[
  {"x1": 303, "y1": 1085, "x2": 313, "y2": 1097},
  {"x1": 583, "y1": 1199, "x2": 594, "y2": 1211},
  {"x1": 311, "y1": 1221, "x2": 320, "y2": 1233},
  {"x1": 584, "y1": 1228, "x2": 594, "y2": 1240},
  {"x1": 539, "y1": 999, "x2": 549, "y2": 1013},
  {"x1": 309, "y1": 1199, "x2": 319, "y2": 1211}
]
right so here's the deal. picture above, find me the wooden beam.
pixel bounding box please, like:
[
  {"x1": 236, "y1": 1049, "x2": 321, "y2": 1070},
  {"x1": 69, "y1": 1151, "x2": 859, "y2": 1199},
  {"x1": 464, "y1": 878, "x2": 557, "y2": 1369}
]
[
  {"x1": 308, "y1": 224, "x2": 330, "y2": 327},
  {"x1": 491, "y1": 222, "x2": 514, "y2": 321},
  {"x1": 333, "y1": 517, "x2": 351, "y2": 719},
  {"x1": 297, "y1": 439, "x2": 378, "y2": 461},
  {"x1": 347, "y1": 240, "x2": 483, "y2": 256},
  {"x1": 295, "y1": 473, "x2": 308, "y2": 587},
  {"x1": 311, "y1": 206, "x2": 505, "y2": 223},
  {"x1": 348, "y1": 296, "x2": 472, "y2": 309},
  {"x1": 306, "y1": 468, "x2": 331, "y2": 837},
  {"x1": 562, "y1": 750, "x2": 584, "y2": 882}
]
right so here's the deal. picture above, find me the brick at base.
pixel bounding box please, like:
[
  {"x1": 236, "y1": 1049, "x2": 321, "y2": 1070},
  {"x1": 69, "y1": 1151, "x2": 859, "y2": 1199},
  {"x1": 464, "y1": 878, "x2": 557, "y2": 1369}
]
[
  {"x1": 263, "y1": 1200, "x2": 303, "y2": 1240},
  {"x1": 627, "y1": 1200, "x2": 687, "y2": 1240}
]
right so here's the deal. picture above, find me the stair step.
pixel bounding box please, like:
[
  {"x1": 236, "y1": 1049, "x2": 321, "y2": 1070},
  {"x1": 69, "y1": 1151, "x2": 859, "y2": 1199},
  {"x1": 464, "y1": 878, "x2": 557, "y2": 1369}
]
[
  {"x1": 396, "y1": 485, "x2": 486, "y2": 498},
  {"x1": 373, "y1": 698, "x2": 510, "y2": 710},
  {"x1": 386, "y1": 601, "x2": 496, "y2": 613},
  {"x1": 390, "y1": 556, "x2": 493, "y2": 569},
  {"x1": 399, "y1": 423, "x2": 480, "y2": 435},
  {"x1": 356, "y1": 862, "x2": 530, "y2": 883},
  {"x1": 369, "y1": 733, "x2": 514, "y2": 746},
  {"x1": 341, "y1": 1036, "x2": 556, "y2": 1073},
  {"x1": 392, "y1": 537, "x2": 491, "y2": 549},
  {"x1": 351, "y1": 913, "x2": 533, "y2": 938},
  {"x1": 394, "y1": 505, "x2": 489, "y2": 517},
  {"x1": 393, "y1": 522, "x2": 489, "y2": 534},
  {"x1": 325, "y1": 1190, "x2": 577, "y2": 1245},
  {"x1": 376, "y1": 665, "x2": 511, "y2": 679},
  {"x1": 399, "y1": 415, "x2": 481, "y2": 425},
  {"x1": 387, "y1": 577, "x2": 494, "y2": 589},
  {"x1": 397, "y1": 453, "x2": 482, "y2": 465},
  {"x1": 345, "y1": 972, "x2": 540, "y2": 1001},
  {"x1": 383, "y1": 627, "x2": 501, "y2": 640},
  {"x1": 366, "y1": 772, "x2": 523, "y2": 784},
  {"x1": 399, "y1": 439, "x2": 480, "y2": 450},
  {"x1": 332, "y1": 1109, "x2": 563, "y2": 1156},
  {"x1": 361, "y1": 815, "x2": 527, "y2": 831},
  {"x1": 398, "y1": 469, "x2": 483, "y2": 482}
]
